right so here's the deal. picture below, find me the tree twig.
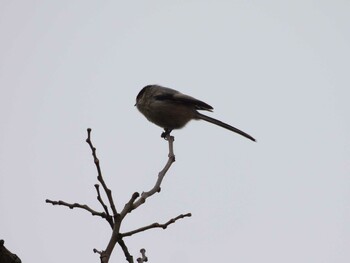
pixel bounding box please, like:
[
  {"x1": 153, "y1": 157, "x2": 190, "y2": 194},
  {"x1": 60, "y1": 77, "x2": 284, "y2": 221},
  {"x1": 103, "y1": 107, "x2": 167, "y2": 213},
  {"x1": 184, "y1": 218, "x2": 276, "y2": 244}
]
[
  {"x1": 118, "y1": 239, "x2": 133, "y2": 263},
  {"x1": 131, "y1": 134, "x2": 175, "y2": 210},
  {"x1": 86, "y1": 128, "x2": 118, "y2": 217},
  {"x1": 94, "y1": 184, "x2": 114, "y2": 228},
  {"x1": 121, "y1": 213, "x2": 192, "y2": 238},
  {"x1": 45, "y1": 199, "x2": 108, "y2": 219},
  {"x1": 136, "y1": 248, "x2": 148, "y2": 263}
]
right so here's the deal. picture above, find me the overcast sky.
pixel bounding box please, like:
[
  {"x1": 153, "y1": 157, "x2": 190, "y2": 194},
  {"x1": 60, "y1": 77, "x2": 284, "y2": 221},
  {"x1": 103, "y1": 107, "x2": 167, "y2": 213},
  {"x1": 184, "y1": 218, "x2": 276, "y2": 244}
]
[{"x1": 1, "y1": 1, "x2": 349, "y2": 262}]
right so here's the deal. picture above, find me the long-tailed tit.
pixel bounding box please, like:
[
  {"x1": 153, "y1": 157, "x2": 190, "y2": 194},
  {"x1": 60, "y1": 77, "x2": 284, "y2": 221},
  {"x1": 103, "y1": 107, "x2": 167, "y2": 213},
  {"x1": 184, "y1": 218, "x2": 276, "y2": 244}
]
[{"x1": 135, "y1": 85, "x2": 255, "y2": 141}]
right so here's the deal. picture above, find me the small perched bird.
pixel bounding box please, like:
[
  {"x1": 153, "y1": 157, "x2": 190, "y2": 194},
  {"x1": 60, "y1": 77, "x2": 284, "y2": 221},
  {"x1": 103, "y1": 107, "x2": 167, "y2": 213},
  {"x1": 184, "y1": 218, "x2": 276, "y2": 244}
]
[{"x1": 135, "y1": 85, "x2": 255, "y2": 141}]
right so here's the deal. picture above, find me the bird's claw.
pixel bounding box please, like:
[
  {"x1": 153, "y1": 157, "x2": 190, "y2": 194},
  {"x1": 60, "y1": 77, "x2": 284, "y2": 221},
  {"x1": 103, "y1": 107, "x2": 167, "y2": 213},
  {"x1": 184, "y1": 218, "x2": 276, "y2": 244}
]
[{"x1": 161, "y1": 129, "x2": 172, "y2": 139}]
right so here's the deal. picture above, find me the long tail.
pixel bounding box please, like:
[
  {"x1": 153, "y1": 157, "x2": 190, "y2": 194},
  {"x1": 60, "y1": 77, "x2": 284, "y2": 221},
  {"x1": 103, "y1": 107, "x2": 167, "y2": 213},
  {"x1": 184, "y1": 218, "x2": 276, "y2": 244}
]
[{"x1": 197, "y1": 113, "x2": 256, "y2": 142}]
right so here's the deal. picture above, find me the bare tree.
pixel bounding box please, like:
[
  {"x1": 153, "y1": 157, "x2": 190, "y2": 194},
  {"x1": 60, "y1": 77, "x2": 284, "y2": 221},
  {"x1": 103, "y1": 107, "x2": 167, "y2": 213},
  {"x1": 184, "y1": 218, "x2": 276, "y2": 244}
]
[{"x1": 46, "y1": 128, "x2": 191, "y2": 262}]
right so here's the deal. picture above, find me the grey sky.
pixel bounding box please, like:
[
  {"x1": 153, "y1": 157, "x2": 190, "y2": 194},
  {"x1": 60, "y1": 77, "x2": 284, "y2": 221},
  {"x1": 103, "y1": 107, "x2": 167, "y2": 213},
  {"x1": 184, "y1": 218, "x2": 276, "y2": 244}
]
[{"x1": 1, "y1": 1, "x2": 349, "y2": 262}]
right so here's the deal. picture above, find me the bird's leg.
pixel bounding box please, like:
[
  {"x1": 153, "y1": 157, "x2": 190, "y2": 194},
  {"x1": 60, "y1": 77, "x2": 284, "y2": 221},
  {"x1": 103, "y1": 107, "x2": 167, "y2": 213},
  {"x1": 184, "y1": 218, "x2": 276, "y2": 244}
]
[{"x1": 161, "y1": 128, "x2": 172, "y2": 139}]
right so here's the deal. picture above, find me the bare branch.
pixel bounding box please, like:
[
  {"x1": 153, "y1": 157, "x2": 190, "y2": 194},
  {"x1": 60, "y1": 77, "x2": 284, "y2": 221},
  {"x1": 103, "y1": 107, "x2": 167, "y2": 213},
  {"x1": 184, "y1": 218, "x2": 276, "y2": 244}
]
[
  {"x1": 94, "y1": 184, "x2": 114, "y2": 228},
  {"x1": 120, "y1": 192, "x2": 140, "y2": 219},
  {"x1": 121, "y1": 213, "x2": 192, "y2": 238},
  {"x1": 45, "y1": 199, "x2": 108, "y2": 219},
  {"x1": 118, "y1": 240, "x2": 134, "y2": 263},
  {"x1": 93, "y1": 248, "x2": 102, "y2": 255},
  {"x1": 86, "y1": 128, "x2": 118, "y2": 217},
  {"x1": 95, "y1": 184, "x2": 110, "y2": 216},
  {"x1": 132, "y1": 135, "x2": 175, "y2": 210}
]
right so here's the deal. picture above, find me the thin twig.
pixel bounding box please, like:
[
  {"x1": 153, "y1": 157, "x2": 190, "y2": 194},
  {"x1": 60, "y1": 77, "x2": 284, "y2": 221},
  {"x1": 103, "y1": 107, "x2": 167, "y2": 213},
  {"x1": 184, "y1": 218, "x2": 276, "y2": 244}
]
[
  {"x1": 95, "y1": 184, "x2": 114, "y2": 228},
  {"x1": 118, "y1": 240, "x2": 133, "y2": 263},
  {"x1": 46, "y1": 199, "x2": 108, "y2": 219},
  {"x1": 93, "y1": 248, "x2": 102, "y2": 255},
  {"x1": 137, "y1": 248, "x2": 148, "y2": 262},
  {"x1": 121, "y1": 213, "x2": 192, "y2": 238},
  {"x1": 95, "y1": 184, "x2": 111, "y2": 217},
  {"x1": 86, "y1": 128, "x2": 118, "y2": 217},
  {"x1": 132, "y1": 135, "x2": 175, "y2": 210}
]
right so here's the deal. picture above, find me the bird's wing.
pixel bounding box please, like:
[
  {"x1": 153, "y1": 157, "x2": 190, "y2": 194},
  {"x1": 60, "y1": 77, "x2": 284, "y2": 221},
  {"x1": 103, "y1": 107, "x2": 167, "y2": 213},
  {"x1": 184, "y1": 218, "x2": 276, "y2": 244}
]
[{"x1": 155, "y1": 91, "x2": 213, "y2": 111}]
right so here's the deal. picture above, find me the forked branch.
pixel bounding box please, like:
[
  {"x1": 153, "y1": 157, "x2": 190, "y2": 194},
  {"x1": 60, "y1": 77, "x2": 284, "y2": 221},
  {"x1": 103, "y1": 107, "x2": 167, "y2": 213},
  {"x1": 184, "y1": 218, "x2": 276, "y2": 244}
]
[{"x1": 46, "y1": 129, "x2": 191, "y2": 263}]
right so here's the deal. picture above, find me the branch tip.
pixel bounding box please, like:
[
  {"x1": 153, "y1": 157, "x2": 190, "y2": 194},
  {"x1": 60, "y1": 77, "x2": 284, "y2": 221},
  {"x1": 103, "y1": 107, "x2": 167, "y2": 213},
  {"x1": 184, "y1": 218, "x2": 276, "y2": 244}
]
[
  {"x1": 93, "y1": 248, "x2": 102, "y2": 255},
  {"x1": 121, "y1": 212, "x2": 191, "y2": 238}
]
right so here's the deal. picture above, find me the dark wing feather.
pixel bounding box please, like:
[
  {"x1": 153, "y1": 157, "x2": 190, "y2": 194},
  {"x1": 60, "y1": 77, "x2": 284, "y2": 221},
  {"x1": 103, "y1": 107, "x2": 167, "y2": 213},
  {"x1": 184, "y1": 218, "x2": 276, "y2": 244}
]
[{"x1": 155, "y1": 92, "x2": 213, "y2": 112}]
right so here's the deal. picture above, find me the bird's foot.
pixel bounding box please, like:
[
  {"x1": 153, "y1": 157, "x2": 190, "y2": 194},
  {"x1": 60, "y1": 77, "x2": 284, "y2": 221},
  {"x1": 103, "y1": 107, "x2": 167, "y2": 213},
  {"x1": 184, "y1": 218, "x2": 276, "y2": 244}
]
[{"x1": 161, "y1": 128, "x2": 172, "y2": 139}]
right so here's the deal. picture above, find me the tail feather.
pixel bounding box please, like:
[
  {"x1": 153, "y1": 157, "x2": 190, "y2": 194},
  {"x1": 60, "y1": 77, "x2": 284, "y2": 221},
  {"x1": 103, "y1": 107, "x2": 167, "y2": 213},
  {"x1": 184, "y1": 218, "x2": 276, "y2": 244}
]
[{"x1": 197, "y1": 113, "x2": 256, "y2": 142}]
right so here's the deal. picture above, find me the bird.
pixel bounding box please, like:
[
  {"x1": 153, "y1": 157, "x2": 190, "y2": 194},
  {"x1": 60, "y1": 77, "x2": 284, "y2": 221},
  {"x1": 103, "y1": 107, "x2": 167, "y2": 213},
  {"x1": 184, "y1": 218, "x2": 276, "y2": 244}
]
[{"x1": 135, "y1": 85, "x2": 255, "y2": 141}]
